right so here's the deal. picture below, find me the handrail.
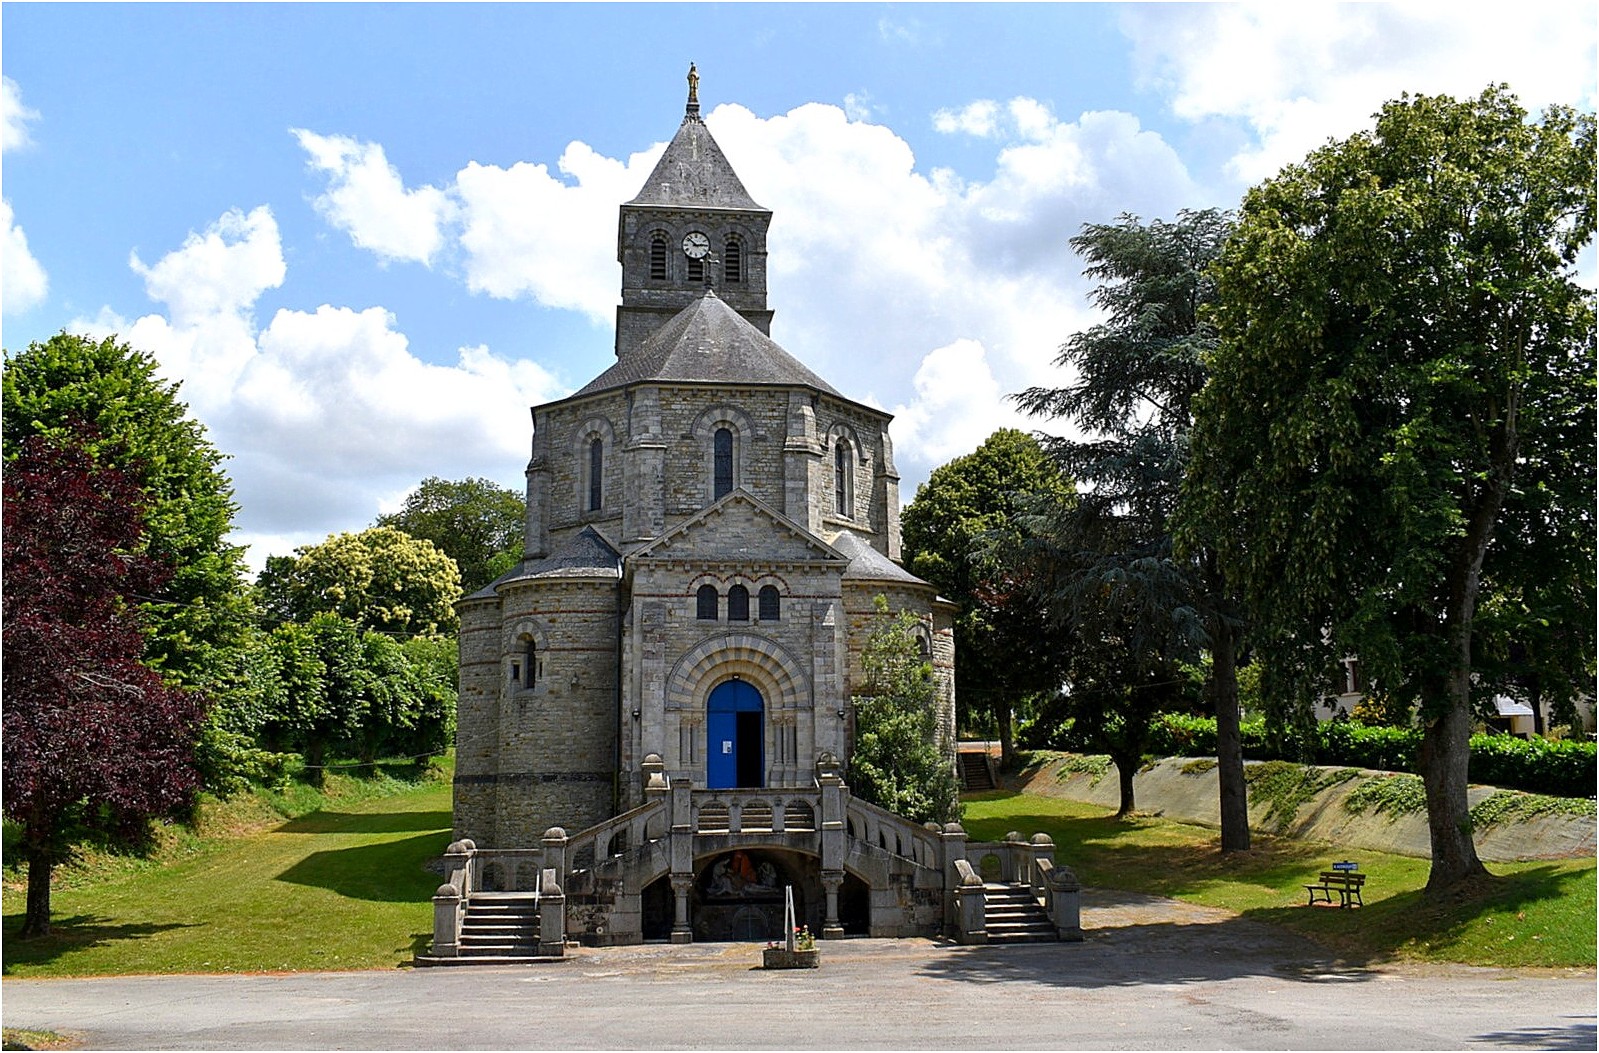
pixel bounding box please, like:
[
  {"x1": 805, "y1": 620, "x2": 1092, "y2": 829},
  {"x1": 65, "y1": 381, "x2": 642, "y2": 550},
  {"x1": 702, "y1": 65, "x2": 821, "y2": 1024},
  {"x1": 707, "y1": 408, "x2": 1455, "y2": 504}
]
[
  {"x1": 845, "y1": 796, "x2": 942, "y2": 868},
  {"x1": 565, "y1": 796, "x2": 668, "y2": 872}
]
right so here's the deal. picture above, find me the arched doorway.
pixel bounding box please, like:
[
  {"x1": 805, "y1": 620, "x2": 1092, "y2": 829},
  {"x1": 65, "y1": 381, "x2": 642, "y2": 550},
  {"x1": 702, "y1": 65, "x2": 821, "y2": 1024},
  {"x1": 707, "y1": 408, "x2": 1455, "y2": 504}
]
[{"x1": 706, "y1": 679, "x2": 764, "y2": 789}]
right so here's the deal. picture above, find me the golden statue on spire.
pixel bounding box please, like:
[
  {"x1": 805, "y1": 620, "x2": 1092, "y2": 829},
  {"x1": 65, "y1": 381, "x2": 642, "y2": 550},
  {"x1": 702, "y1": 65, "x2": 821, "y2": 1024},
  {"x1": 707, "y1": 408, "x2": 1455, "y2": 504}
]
[{"x1": 687, "y1": 62, "x2": 700, "y2": 106}]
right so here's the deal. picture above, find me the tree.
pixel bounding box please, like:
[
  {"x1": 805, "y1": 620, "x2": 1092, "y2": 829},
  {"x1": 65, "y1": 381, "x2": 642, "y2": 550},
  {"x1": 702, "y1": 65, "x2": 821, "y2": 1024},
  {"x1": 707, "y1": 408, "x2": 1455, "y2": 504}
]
[
  {"x1": 1011, "y1": 209, "x2": 1251, "y2": 847},
  {"x1": 257, "y1": 527, "x2": 463, "y2": 637},
  {"x1": 375, "y1": 476, "x2": 526, "y2": 594},
  {"x1": 1181, "y1": 88, "x2": 1595, "y2": 894},
  {"x1": 1002, "y1": 483, "x2": 1203, "y2": 818},
  {"x1": 3, "y1": 433, "x2": 206, "y2": 938},
  {"x1": 2, "y1": 333, "x2": 253, "y2": 694},
  {"x1": 901, "y1": 429, "x2": 1072, "y2": 769},
  {"x1": 848, "y1": 598, "x2": 961, "y2": 825}
]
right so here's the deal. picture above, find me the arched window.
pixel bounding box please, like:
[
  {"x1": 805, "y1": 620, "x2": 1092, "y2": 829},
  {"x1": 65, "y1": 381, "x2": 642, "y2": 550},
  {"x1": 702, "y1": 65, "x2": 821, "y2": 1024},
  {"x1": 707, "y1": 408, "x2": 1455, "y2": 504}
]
[
  {"x1": 758, "y1": 585, "x2": 780, "y2": 621},
  {"x1": 588, "y1": 438, "x2": 604, "y2": 512},
  {"x1": 513, "y1": 634, "x2": 538, "y2": 689},
  {"x1": 696, "y1": 585, "x2": 719, "y2": 621},
  {"x1": 649, "y1": 233, "x2": 668, "y2": 280},
  {"x1": 724, "y1": 237, "x2": 742, "y2": 283},
  {"x1": 687, "y1": 255, "x2": 704, "y2": 284},
  {"x1": 727, "y1": 584, "x2": 750, "y2": 622},
  {"x1": 713, "y1": 427, "x2": 734, "y2": 500},
  {"x1": 834, "y1": 440, "x2": 852, "y2": 517}
]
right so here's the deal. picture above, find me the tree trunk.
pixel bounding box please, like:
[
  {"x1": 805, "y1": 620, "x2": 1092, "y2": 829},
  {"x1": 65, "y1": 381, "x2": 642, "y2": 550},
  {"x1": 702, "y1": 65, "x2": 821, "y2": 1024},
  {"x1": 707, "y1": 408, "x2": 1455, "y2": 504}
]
[
  {"x1": 305, "y1": 739, "x2": 327, "y2": 788},
  {"x1": 998, "y1": 703, "x2": 1015, "y2": 771},
  {"x1": 20, "y1": 843, "x2": 54, "y2": 940},
  {"x1": 1211, "y1": 620, "x2": 1251, "y2": 852},
  {"x1": 1422, "y1": 452, "x2": 1505, "y2": 896},
  {"x1": 1420, "y1": 695, "x2": 1488, "y2": 893},
  {"x1": 1111, "y1": 752, "x2": 1137, "y2": 819}
]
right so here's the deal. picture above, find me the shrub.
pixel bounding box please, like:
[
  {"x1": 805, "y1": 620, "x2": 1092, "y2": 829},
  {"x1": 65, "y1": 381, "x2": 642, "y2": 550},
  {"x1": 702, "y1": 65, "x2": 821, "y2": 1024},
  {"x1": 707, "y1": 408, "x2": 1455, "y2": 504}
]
[{"x1": 1109, "y1": 714, "x2": 1597, "y2": 798}]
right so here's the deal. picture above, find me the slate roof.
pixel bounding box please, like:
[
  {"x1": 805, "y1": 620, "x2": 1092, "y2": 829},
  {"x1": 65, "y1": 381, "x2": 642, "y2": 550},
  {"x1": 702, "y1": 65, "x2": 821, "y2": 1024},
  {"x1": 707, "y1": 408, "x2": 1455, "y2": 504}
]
[
  {"x1": 830, "y1": 531, "x2": 930, "y2": 586},
  {"x1": 628, "y1": 112, "x2": 766, "y2": 212},
  {"x1": 573, "y1": 290, "x2": 841, "y2": 398},
  {"x1": 466, "y1": 526, "x2": 621, "y2": 599}
]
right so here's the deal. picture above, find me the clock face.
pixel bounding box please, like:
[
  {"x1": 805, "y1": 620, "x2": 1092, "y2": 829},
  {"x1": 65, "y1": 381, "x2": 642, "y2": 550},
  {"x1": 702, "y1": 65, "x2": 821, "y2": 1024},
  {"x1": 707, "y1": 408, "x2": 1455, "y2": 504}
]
[{"x1": 682, "y1": 232, "x2": 711, "y2": 259}]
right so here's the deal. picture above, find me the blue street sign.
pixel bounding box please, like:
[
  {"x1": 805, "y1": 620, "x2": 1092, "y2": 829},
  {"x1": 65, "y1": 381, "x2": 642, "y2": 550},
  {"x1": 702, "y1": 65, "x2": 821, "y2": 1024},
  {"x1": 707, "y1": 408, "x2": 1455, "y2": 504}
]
[{"x1": 1331, "y1": 861, "x2": 1359, "y2": 871}]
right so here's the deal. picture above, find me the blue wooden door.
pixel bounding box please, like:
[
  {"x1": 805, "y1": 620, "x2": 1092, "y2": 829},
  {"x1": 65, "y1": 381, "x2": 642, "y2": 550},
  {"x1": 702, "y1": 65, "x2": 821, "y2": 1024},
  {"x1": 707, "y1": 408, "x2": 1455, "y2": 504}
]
[{"x1": 706, "y1": 680, "x2": 763, "y2": 789}]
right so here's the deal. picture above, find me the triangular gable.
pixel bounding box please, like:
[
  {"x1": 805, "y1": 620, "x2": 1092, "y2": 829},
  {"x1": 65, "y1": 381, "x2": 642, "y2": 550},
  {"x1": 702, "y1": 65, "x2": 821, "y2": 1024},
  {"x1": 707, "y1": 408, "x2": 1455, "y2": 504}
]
[{"x1": 629, "y1": 490, "x2": 846, "y2": 566}]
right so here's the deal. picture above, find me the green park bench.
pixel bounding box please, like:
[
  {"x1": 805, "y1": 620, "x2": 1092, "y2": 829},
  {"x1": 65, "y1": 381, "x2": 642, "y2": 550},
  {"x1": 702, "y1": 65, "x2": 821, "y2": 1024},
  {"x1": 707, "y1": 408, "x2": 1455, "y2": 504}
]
[{"x1": 1304, "y1": 863, "x2": 1365, "y2": 908}]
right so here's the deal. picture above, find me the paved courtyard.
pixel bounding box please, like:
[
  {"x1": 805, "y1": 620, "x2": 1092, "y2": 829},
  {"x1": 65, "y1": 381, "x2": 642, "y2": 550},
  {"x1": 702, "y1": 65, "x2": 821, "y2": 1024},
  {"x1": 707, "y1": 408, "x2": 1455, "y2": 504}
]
[{"x1": 4, "y1": 890, "x2": 1593, "y2": 1050}]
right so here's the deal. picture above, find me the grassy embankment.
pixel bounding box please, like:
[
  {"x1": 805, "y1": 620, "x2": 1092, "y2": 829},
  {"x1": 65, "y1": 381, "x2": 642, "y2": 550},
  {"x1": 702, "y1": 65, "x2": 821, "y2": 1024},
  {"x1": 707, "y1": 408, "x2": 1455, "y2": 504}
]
[
  {"x1": 963, "y1": 789, "x2": 1596, "y2": 969},
  {"x1": 2, "y1": 760, "x2": 452, "y2": 978}
]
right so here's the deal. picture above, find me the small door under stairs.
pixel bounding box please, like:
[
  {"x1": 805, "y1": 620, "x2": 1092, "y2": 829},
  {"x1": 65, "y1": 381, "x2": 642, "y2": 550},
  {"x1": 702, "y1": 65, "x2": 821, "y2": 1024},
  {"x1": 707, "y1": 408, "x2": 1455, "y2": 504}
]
[
  {"x1": 458, "y1": 892, "x2": 544, "y2": 959},
  {"x1": 959, "y1": 751, "x2": 996, "y2": 791},
  {"x1": 982, "y1": 883, "x2": 1057, "y2": 944}
]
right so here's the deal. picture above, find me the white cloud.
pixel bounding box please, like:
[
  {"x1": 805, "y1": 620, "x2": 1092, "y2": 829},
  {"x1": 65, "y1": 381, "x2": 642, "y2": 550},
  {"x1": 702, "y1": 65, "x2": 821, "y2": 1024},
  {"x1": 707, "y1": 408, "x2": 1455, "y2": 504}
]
[
  {"x1": 292, "y1": 129, "x2": 456, "y2": 265},
  {"x1": 452, "y1": 139, "x2": 657, "y2": 322},
  {"x1": 2, "y1": 199, "x2": 48, "y2": 314},
  {"x1": 889, "y1": 339, "x2": 1039, "y2": 475},
  {"x1": 933, "y1": 100, "x2": 1001, "y2": 137},
  {"x1": 81, "y1": 205, "x2": 567, "y2": 567},
  {"x1": 842, "y1": 92, "x2": 877, "y2": 123},
  {"x1": 131, "y1": 205, "x2": 284, "y2": 327},
  {"x1": 2, "y1": 76, "x2": 38, "y2": 153},
  {"x1": 1124, "y1": 4, "x2": 1599, "y2": 182}
]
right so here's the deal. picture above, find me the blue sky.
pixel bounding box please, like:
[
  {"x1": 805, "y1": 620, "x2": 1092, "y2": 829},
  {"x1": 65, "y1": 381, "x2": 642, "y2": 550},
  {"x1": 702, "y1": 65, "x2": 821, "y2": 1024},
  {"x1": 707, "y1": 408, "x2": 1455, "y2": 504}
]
[{"x1": 4, "y1": 3, "x2": 1594, "y2": 570}]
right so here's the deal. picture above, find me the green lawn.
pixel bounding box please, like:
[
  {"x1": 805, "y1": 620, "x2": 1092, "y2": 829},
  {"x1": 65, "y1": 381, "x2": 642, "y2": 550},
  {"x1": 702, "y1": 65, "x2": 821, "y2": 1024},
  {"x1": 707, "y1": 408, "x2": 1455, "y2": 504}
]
[
  {"x1": 963, "y1": 790, "x2": 1596, "y2": 969},
  {"x1": 2, "y1": 770, "x2": 452, "y2": 977},
  {"x1": 4, "y1": 772, "x2": 1590, "y2": 977}
]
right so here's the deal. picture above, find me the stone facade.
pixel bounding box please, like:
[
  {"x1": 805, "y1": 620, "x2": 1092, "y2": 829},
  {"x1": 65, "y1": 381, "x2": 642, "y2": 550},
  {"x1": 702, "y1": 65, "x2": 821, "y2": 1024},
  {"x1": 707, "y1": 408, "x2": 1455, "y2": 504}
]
[{"x1": 452, "y1": 74, "x2": 955, "y2": 884}]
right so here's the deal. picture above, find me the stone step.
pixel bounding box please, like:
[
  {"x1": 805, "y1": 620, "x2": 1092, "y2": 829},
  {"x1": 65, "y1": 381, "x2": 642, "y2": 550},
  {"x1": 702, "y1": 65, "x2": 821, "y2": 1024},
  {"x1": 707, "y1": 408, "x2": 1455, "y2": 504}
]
[
  {"x1": 981, "y1": 881, "x2": 1057, "y2": 944},
  {"x1": 959, "y1": 752, "x2": 996, "y2": 791}
]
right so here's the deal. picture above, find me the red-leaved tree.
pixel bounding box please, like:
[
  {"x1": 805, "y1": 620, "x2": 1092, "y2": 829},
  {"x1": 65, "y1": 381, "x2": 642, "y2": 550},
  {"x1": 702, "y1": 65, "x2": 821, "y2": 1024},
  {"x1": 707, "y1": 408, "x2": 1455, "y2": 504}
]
[{"x1": 3, "y1": 432, "x2": 206, "y2": 939}]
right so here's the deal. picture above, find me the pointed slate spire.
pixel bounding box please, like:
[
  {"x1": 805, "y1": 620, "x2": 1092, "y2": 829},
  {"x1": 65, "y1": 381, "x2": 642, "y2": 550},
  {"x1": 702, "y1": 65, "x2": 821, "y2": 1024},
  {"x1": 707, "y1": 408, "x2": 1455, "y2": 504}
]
[{"x1": 627, "y1": 66, "x2": 764, "y2": 210}]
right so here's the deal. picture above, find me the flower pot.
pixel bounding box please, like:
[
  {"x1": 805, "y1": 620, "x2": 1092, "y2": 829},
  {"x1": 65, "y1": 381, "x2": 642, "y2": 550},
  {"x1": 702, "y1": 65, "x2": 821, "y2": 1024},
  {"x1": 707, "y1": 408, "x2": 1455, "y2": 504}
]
[{"x1": 762, "y1": 947, "x2": 820, "y2": 969}]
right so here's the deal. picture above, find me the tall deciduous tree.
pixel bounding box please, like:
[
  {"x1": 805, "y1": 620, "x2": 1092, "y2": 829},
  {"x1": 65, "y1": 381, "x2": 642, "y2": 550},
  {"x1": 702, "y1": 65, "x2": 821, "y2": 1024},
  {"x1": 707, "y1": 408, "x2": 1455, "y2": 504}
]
[
  {"x1": 3, "y1": 433, "x2": 206, "y2": 938},
  {"x1": 375, "y1": 476, "x2": 526, "y2": 594},
  {"x1": 1012, "y1": 209, "x2": 1250, "y2": 847},
  {"x1": 849, "y1": 598, "x2": 962, "y2": 825},
  {"x1": 901, "y1": 429, "x2": 1072, "y2": 768},
  {"x1": 256, "y1": 527, "x2": 463, "y2": 637},
  {"x1": 2, "y1": 333, "x2": 253, "y2": 694},
  {"x1": 1181, "y1": 88, "x2": 1595, "y2": 894}
]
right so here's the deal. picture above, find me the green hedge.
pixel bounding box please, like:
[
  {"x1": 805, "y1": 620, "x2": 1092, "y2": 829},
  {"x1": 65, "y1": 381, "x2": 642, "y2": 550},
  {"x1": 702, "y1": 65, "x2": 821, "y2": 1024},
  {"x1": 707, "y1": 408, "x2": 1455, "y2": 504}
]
[{"x1": 1138, "y1": 714, "x2": 1595, "y2": 798}]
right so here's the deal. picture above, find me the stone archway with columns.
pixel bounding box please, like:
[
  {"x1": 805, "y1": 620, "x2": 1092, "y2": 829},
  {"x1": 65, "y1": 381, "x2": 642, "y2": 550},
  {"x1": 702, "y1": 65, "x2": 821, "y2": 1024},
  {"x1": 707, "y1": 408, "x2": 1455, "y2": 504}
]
[{"x1": 661, "y1": 632, "x2": 814, "y2": 789}]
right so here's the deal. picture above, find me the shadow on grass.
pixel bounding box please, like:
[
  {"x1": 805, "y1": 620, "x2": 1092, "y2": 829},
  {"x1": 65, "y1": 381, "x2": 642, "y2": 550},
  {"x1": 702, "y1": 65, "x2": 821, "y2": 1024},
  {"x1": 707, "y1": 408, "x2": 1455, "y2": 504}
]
[
  {"x1": 1243, "y1": 864, "x2": 1593, "y2": 962},
  {"x1": 276, "y1": 831, "x2": 452, "y2": 902},
  {"x1": 1472, "y1": 1019, "x2": 1597, "y2": 1052},
  {"x1": 1, "y1": 914, "x2": 195, "y2": 973},
  {"x1": 275, "y1": 810, "x2": 452, "y2": 835}
]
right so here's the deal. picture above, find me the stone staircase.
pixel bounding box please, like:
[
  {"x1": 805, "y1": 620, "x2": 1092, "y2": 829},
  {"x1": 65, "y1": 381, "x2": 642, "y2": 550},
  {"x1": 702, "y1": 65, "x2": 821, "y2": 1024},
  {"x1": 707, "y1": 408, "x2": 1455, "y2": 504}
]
[
  {"x1": 458, "y1": 892, "x2": 544, "y2": 959},
  {"x1": 959, "y1": 751, "x2": 996, "y2": 791},
  {"x1": 982, "y1": 882, "x2": 1058, "y2": 944}
]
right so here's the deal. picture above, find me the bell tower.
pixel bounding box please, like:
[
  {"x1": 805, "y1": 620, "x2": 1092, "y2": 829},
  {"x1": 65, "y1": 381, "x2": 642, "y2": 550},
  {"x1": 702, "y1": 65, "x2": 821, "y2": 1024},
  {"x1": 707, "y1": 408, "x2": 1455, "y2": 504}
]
[{"x1": 615, "y1": 65, "x2": 774, "y2": 356}]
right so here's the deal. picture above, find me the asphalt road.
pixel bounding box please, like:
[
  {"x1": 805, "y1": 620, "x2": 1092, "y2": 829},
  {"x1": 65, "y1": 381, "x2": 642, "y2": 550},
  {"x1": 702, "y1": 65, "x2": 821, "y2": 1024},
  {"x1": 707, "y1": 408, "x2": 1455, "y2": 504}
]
[{"x1": 4, "y1": 890, "x2": 1594, "y2": 1050}]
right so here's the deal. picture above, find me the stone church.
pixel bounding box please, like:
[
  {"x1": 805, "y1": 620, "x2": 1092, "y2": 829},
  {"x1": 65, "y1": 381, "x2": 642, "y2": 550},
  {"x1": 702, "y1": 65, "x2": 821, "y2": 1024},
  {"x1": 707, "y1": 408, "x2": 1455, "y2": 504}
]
[{"x1": 436, "y1": 70, "x2": 1078, "y2": 951}]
